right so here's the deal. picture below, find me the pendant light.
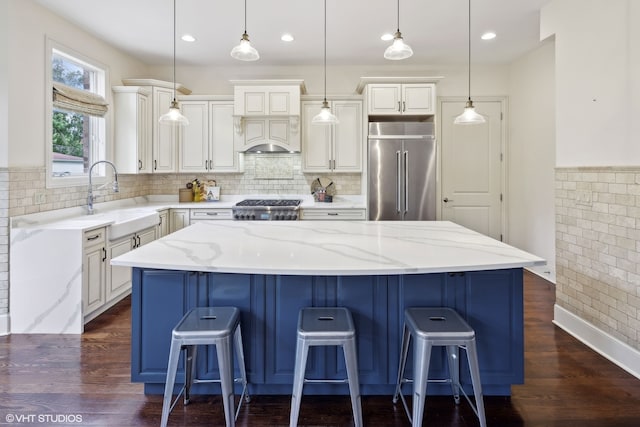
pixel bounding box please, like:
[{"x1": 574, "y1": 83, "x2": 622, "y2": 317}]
[
  {"x1": 454, "y1": 0, "x2": 486, "y2": 125},
  {"x1": 230, "y1": 0, "x2": 259, "y2": 61},
  {"x1": 159, "y1": 0, "x2": 189, "y2": 126},
  {"x1": 384, "y1": 0, "x2": 413, "y2": 60},
  {"x1": 312, "y1": 0, "x2": 339, "y2": 125}
]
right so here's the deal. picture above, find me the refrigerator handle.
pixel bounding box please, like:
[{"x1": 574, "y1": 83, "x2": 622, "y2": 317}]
[
  {"x1": 396, "y1": 150, "x2": 402, "y2": 214},
  {"x1": 404, "y1": 150, "x2": 409, "y2": 214}
]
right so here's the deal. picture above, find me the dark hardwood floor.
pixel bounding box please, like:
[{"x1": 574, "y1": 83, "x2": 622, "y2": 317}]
[{"x1": 2, "y1": 271, "x2": 640, "y2": 426}]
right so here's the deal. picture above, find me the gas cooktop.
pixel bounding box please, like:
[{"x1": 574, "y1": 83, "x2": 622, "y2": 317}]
[
  {"x1": 232, "y1": 199, "x2": 301, "y2": 220},
  {"x1": 234, "y1": 199, "x2": 301, "y2": 207}
]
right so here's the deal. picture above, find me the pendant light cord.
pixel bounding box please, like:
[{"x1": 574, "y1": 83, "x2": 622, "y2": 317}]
[
  {"x1": 323, "y1": 0, "x2": 327, "y2": 103},
  {"x1": 467, "y1": 0, "x2": 471, "y2": 102},
  {"x1": 172, "y1": 0, "x2": 177, "y2": 102},
  {"x1": 396, "y1": 0, "x2": 400, "y2": 32},
  {"x1": 244, "y1": 0, "x2": 247, "y2": 34}
]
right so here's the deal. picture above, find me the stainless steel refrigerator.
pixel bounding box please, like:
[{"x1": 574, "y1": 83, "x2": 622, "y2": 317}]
[{"x1": 368, "y1": 122, "x2": 436, "y2": 220}]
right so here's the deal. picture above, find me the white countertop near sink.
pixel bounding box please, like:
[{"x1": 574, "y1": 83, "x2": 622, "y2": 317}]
[{"x1": 10, "y1": 194, "x2": 366, "y2": 232}]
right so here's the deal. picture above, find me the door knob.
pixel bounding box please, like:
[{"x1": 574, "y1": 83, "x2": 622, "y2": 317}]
[{"x1": 443, "y1": 198, "x2": 453, "y2": 203}]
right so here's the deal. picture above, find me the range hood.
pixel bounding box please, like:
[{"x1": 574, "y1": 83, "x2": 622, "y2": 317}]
[
  {"x1": 244, "y1": 142, "x2": 293, "y2": 154},
  {"x1": 237, "y1": 117, "x2": 301, "y2": 153},
  {"x1": 231, "y1": 79, "x2": 305, "y2": 153}
]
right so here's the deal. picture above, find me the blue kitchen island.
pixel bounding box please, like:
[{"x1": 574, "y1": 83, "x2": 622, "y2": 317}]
[{"x1": 111, "y1": 221, "x2": 545, "y2": 396}]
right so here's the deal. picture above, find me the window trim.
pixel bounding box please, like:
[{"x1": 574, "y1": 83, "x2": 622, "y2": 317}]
[{"x1": 45, "y1": 37, "x2": 111, "y2": 189}]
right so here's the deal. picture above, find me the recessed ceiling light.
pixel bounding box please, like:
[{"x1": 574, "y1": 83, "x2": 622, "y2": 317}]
[
  {"x1": 181, "y1": 34, "x2": 196, "y2": 42},
  {"x1": 281, "y1": 33, "x2": 294, "y2": 42},
  {"x1": 481, "y1": 32, "x2": 496, "y2": 40},
  {"x1": 381, "y1": 33, "x2": 394, "y2": 41}
]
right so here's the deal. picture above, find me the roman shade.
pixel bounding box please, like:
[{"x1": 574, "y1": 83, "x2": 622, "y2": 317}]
[{"x1": 52, "y1": 82, "x2": 108, "y2": 117}]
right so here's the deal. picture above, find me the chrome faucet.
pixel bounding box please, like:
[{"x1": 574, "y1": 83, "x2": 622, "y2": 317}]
[{"x1": 87, "y1": 160, "x2": 119, "y2": 215}]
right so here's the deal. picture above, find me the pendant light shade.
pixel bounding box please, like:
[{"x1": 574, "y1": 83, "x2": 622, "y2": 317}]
[
  {"x1": 454, "y1": 0, "x2": 485, "y2": 125},
  {"x1": 312, "y1": 0, "x2": 339, "y2": 125},
  {"x1": 231, "y1": 0, "x2": 259, "y2": 61},
  {"x1": 384, "y1": 0, "x2": 413, "y2": 60},
  {"x1": 159, "y1": 0, "x2": 188, "y2": 126}
]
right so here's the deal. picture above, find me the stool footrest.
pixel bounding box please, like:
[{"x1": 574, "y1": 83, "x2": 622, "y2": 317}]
[{"x1": 303, "y1": 378, "x2": 349, "y2": 384}]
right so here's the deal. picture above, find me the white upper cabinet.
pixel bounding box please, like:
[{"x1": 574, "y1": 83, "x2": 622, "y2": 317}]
[
  {"x1": 179, "y1": 100, "x2": 243, "y2": 173},
  {"x1": 152, "y1": 87, "x2": 179, "y2": 172},
  {"x1": 302, "y1": 100, "x2": 363, "y2": 173},
  {"x1": 115, "y1": 79, "x2": 191, "y2": 174},
  {"x1": 233, "y1": 84, "x2": 301, "y2": 116},
  {"x1": 367, "y1": 83, "x2": 435, "y2": 115},
  {"x1": 113, "y1": 86, "x2": 152, "y2": 174}
]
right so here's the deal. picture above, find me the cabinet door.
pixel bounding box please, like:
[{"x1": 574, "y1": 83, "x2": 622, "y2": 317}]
[
  {"x1": 137, "y1": 93, "x2": 152, "y2": 173},
  {"x1": 179, "y1": 101, "x2": 209, "y2": 173},
  {"x1": 152, "y1": 87, "x2": 178, "y2": 172},
  {"x1": 131, "y1": 269, "x2": 196, "y2": 383},
  {"x1": 402, "y1": 84, "x2": 435, "y2": 114},
  {"x1": 158, "y1": 210, "x2": 169, "y2": 238},
  {"x1": 265, "y1": 275, "x2": 317, "y2": 384},
  {"x1": 113, "y1": 87, "x2": 152, "y2": 174},
  {"x1": 333, "y1": 100, "x2": 362, "y2": 172},
  {"x1": 137, "y1": 227, "x2": 157, "y2": 247},
  {"x1": 106, "y1": 236, "x2": 133, "y2": 301},
  {"x1": 83, "y1": 243, "x2": 106, "y2": 316},
  {"x1": 367, "y1": 84, "x2": 402, "y2": 115},
  {"x1": 170, "y1": 209, "x2": 190, "y2": 233},
  {"x1": 301, "y1": 101, "x2": 332, "y2": 172},
  {"x1": 210, "y1": 102, "x2": 243, "y2": 172}
]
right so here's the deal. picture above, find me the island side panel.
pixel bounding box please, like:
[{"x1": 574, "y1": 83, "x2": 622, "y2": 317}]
[
  {"x1": 131, "y1": 268, "x2": 524, "y2": 396},
  {"x1": 456, "y1": 269, "x2": 525, "y2": 391}
]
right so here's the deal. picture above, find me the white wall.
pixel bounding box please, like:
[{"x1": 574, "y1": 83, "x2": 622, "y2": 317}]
[
  {"x1": 6, "y1": 0, "x2": 149, "y2": 168},
  {"x1": 507, "y1": 40, "x2": 556, "y2": 281},
  {"x1": 0, "y1": 0, "x2": 7, "y2": 169},
  {"x1": 541, "y1": 0, "x2": 640, "y2": 166},
  {"x1": 149, "y1": 63, "x2": 511, "y2": 99}
]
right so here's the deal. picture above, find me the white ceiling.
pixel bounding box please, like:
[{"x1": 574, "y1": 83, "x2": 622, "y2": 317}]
[{"x1": 35, "y1": 0, "x2": 550, "y2": 67}]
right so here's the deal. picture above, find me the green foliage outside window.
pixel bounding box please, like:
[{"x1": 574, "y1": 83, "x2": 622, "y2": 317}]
[{"x1": 52, "y1": 56, "x2": 87, "y2": 159}]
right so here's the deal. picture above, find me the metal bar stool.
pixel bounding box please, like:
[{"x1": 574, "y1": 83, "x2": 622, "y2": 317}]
[
  {"x1": 161, "y1": 307, "x2": 250, "y2": 427},
  {"x1": 289, "y1": 307, "x2": 363, "y2": 427},
  {"x1": 393, "y1": 307, "x2": 486, "y2": 427}
]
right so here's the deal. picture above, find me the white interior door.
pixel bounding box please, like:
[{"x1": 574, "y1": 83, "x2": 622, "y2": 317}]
[{"x1": 440, "y1": 99, "x2": 504, "y2": 240}]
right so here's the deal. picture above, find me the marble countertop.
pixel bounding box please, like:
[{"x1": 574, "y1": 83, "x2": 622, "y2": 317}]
[{"x1": 111, "y1": 220, "x2": 545, "y2": 276}]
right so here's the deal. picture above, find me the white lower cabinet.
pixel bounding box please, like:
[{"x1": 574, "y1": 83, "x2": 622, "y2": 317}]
[
  {"x1": 170, "y1": 209, "x2": 190, "y2": 233},
  {"x1": 106, "y1": 227, "x2": 157, "y2": 303},
  {"x1": 82, "y1": 228, "x2": 107, "y2": 321},
  {"x1": 190, "y1": 208, "x2": 233, "y2": 222},
  {"x1": 158, "y1": 209, "x2": 169, "y2": 237},
  {"x1": 300, "y1": 209, "x2": 366, "y2": 220}
]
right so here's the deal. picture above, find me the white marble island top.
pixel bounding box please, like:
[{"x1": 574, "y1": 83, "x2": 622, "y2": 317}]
[{"x1": 111, "y1": 221, "x2": 545, "y2": 276}]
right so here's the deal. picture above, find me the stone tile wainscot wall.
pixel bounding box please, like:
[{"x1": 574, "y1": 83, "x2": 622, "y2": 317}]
[{"x1": 556, "y1": 167, "x2": 640, "y2": 354}]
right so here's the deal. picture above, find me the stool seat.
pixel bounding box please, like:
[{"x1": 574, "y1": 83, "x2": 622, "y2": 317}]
[
  {"x1": 290, "y1": 307, "x2": 363, "y2": 427},
  {"x1": 161, "y1": 307, "x2": 249, "y2": 427},
  {"x1": 393, "y1": 307, "x2": 486, "y2": 427}
]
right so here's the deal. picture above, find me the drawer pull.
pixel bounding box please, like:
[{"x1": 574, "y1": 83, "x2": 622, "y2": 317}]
[
  {"x1": 206, "y1": 212, "x2": 218, "y2": 216},
  {"x1": 86, "y1": 234, "x2": 100, "y2": 241},
  {"x1": 327, "y1": 213, "x2": 339, "y2": 216}
]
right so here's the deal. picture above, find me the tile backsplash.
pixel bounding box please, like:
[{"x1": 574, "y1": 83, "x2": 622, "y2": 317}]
[{"x1": 7, "y1": 153, "x2": 362, "y2": 217}]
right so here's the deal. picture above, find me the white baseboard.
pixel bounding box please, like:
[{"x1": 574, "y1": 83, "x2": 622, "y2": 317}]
[
  {"x1": 0, "y1": 314, "x2": 9, "y2": 336},
  {"x1": 554, "y1": 304, "x2": 640, "y2": 379}
]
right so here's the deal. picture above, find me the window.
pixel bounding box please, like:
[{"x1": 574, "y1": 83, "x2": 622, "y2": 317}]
[{"x1": 46, "y1": 39, "x2": 109, "y2": 187}]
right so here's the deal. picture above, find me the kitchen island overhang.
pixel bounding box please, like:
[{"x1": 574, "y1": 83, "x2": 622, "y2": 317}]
[{"x1": 113, "y1": 221, "x2": 545, "y2": 396}]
